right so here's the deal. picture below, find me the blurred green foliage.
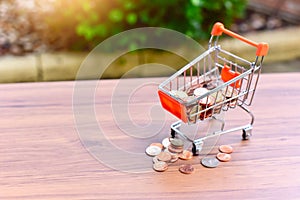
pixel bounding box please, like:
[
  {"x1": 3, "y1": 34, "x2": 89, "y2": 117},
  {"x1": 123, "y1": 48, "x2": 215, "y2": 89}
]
[{"x1": 45, "y1": 0, "x2": 247, "y2": 50}]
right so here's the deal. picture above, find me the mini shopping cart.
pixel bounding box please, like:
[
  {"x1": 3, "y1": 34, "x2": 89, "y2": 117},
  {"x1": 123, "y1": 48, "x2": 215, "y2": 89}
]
[{"x1": 158, "y1": 22, "x2": 269, "y2": 155}]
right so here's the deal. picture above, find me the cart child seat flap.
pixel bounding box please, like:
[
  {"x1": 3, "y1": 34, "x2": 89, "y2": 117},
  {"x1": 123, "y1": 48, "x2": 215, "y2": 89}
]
[{"x1": 221, "y1": 64, "x2": 241, "y2": 88}]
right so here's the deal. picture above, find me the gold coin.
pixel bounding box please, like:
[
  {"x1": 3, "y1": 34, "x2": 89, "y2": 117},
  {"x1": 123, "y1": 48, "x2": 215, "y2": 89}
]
[
  {"x1": 216, "y1": 152, "x2": 231, "y2": 162},
  {"x1": 179, "y1": 164, "x2": 194, "y2": 174},
  {"x1": 179, "y1": 150, "x2": 193, "y2": 160},
  {"x1": 210, "y1": 91, "x2": 225, "y2": 103},
  {"x1": 219, "y1": 145, "x2": 233, "y2": 154},
  {"x1": 156, "y1": 151, "x2": 172, "y2": 162}
]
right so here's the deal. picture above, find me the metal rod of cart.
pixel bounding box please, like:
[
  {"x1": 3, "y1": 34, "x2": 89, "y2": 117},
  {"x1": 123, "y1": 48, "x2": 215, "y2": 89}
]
[{"x1": 158, "y1": 22, "x2": 269, "y2": 155}]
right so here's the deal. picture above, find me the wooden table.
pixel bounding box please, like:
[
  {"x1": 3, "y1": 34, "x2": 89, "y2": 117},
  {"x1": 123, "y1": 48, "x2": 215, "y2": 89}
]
[{"x1": 1, "y1": 73, "x2": 300, "y2": 199}]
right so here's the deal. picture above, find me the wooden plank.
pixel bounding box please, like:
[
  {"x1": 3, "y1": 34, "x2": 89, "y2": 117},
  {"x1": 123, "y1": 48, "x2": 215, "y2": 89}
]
[
  {"x1": 248, "y1": 0, "x2": 300, "y2": 23},
  {"x1": 0, "y1": 73, "x2": 300, "y2": 199}
]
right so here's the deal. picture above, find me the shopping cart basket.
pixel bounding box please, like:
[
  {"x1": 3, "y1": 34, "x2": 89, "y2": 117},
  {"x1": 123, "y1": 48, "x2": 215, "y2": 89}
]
[{"x1": 158, "y1": 22, "x2": 269, "y2": 155}]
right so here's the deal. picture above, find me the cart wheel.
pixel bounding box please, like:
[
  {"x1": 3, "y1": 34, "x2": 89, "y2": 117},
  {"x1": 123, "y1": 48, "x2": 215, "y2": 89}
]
[
  {"x1": 171, "y1": 129, "x2": 176, "y2": 138},
  {"x1": 242, "y1": 129, "x2": 251, "y2": 140},
  {"x1": 192, "y1": 143, "x2": 198, "y2": 156}
]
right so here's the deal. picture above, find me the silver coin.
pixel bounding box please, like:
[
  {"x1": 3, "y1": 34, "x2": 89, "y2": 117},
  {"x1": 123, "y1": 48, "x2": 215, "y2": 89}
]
[
  {"x1": 210, "y1": 92, "x2": 225, "y2": 103},
  {"x1": 162, "y1": 138, "x2": 171, "y2": 149},
  {"x1": 201, "y1": 157, "x2": 220, "y2": 168},
  {"x1": 170, "y1": 90, "x2": 188, "y2": 99},
  {"x1": 222, "y1": 87, "x2": 238, "y2": 98},
  {"x1": 145, "y1": 145, "x2": 161, "y2": 157},
  {"x1": 170, "y1": 138, "x2": 184, "y2": 147},
  {"x1": 153, "y1": 161, "x2": 168, "y2": 172},
  {"x1": 194, "y1": 87, "x2": 208, "y2": 97}
]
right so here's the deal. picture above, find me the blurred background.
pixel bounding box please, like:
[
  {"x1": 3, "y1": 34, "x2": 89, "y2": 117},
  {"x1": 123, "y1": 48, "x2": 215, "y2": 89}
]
[{"x1": 0, "y1": 0, "x2": 299, "y2": 83}]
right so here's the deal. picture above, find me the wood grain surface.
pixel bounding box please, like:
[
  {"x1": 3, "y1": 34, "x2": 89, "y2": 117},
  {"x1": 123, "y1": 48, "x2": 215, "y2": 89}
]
[{"x1": 1, "y1": 73, "x2": 300, "y2": 199}]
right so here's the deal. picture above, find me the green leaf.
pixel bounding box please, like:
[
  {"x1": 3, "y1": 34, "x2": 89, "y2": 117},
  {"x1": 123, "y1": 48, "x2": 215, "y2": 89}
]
[
  {"x1": 94, "y1": 24, "x2": 107, "y2": 37},
  {"x1": 126, "y1": 13, "x2": 137, "y2": 25},
  {"x1": 109, "y1": 9, "x2": 124, "y2": 23}
]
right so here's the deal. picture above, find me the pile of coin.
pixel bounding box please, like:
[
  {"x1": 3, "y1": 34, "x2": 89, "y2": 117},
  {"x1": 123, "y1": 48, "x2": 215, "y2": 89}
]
[
  {"x1": 145, "y1": 137, "x2": 194, "y2": 174},
  {"x1": 168, "y1": 78, "x2": 227, "y2": 123},
  {"x1": 168, "y1": 138, "x2": 184, "y2": 154},
  {"x1": 146, "y1": 140, "x2": 235, "y2": 173}
]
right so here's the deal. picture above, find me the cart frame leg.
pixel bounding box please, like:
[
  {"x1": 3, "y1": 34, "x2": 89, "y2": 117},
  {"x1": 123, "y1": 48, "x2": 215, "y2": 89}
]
[
  {"x1": 239, "y1": 104, "x2": 254, "y2": 140},
  {"x1": 170, "y1": 121, "x2": 194, "y2": 142},
  {"x1": 170, "y1": 105, "x2": 254, "y2": 155}
]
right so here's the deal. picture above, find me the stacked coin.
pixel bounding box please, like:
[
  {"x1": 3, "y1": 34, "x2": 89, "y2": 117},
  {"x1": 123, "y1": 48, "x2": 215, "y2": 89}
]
[
  {"x1": 222, "y1": 86, "x2": 238, "y2": 107},
  {"x1": 210, "y1": 91, "x2": 225, "y2": 114},
  {"x1": 168, "y1": 138, "x2": 184, "y2": 154},
  {"x1": 186, "y1": 83, "x2": 205, "y2": 96},
  {"x1": 198, "y1": 96, "x2": 214, "y2": 120},
  {"x1": 168, "y1": 78, "x2": 224, "y2": 123},
  {"x1": 206, "y1": 81, "x2": 218, "y2": 90},
  {"x1": 170, "y1": 90, "x2": 188, "y2": 100},
  {"x1": 186, "y1": 81, "x2": 218, "y2": 122},
  {"x1": 185, "y1": 96, "x2": 200, "y2": 124}
]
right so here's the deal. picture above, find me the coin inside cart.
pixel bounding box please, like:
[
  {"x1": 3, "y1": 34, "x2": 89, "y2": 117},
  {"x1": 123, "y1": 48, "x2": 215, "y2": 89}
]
[
  {"x1": 155, "y1": 22, "x2": 269, "y2": 173},
  {"x1": 193, "y1": 87, "x2": 209, "y2": 96}
]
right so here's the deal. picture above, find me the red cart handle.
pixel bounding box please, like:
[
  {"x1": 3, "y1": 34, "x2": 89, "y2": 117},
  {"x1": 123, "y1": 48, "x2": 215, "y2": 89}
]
[{"x1": 211, "y1": 22, "x2": 269, "y2": 56}]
